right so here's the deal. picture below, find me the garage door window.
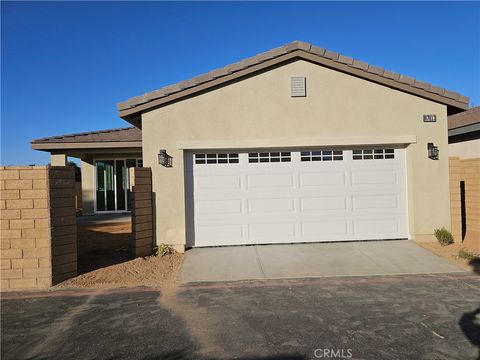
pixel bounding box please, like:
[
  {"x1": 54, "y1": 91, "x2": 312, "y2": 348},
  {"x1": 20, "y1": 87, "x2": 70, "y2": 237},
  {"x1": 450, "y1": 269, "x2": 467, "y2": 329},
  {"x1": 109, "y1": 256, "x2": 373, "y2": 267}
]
[
  {"x1": 301, "y1": 150, "x2": 343, "y2": 161},
  {"x1": 249, "y1": 152, "x2": 291, "y2": 163},
  {"x1": 353, "y1": 149, "x2": 395, "y2": 160},
  {"x1": 195, "y1": 153, "x2": 239, "y2": 164}
]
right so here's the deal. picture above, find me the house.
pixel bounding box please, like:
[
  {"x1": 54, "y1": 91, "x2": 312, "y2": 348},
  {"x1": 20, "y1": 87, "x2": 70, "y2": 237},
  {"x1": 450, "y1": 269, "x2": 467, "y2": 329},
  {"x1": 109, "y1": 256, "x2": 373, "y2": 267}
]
[
  {"x1": 448, "y1": 106, "x2": 480, "y2": 158},
  {"x1": 32, "y1": 41, "x2": 470, "y2": 252},
  {"x1": 447, "y1": 107, "x2": 479, "y2": 250},
  {"x1": 32, "y1": 127, "x2": 142, "y2": 214}
]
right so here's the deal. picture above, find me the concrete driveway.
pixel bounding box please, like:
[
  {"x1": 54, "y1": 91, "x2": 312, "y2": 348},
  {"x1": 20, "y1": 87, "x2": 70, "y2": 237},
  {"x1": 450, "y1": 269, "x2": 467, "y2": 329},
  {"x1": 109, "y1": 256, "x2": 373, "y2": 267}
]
[{"x1": 180, "y1": 240, "x2": 462, "y2": 283}]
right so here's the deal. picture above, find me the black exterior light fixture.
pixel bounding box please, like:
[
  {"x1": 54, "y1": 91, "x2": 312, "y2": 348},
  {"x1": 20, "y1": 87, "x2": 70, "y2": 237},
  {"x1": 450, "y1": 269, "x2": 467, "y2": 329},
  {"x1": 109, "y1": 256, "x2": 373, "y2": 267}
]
[
  {"x1": 158, "y1": 149, "x2": 173, "y2": 167},
  {"x1": 427, "y1": 142, "x2": 439, "y2": 160}
]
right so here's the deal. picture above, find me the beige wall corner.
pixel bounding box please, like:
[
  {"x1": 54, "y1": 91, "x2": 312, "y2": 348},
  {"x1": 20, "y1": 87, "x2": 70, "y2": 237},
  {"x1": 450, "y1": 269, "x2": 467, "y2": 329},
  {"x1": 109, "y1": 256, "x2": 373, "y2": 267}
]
[
  {"x1": 449, "y1": 139, "x2": 480, "y2": 159},
  {"x1": 80, "y1": 157, "x2": 95, "y2": 215},
  {"x1": 50, "y1": 154, "x2": 67, "y2": 166},
  {"x1": 411, "y1": 234, "x2": 437, "y2": 243},
  {"x1": 171, "y1": 244, "x2": 186, "y2": 254}
]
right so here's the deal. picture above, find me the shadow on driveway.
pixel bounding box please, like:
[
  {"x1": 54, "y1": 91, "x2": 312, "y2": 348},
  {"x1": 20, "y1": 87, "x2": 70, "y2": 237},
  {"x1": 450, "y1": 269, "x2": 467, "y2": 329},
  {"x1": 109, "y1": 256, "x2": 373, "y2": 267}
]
[{"x1": 459, "y1": 258, "x2": 480, "y2": 360}]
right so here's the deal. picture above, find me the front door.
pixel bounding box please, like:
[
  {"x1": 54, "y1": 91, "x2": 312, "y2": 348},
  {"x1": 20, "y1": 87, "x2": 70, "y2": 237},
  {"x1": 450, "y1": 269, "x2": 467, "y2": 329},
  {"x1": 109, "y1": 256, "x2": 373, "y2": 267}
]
[{"x1": 95, "y1": 159, "x2": 141, "y2": 212}]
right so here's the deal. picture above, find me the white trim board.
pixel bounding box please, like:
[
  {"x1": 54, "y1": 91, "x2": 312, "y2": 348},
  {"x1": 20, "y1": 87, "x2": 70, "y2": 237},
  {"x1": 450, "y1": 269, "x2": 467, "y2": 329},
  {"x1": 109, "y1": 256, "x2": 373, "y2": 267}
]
[{"x1": 177, "y1": 135, "x2": 417, "y2": 150}]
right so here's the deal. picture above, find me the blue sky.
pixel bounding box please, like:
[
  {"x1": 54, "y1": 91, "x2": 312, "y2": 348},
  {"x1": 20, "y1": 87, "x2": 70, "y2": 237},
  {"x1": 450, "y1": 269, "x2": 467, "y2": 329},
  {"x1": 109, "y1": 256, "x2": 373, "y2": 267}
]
[{"x1": 2, "y1": 1, "x2": 479, "y2": 165}]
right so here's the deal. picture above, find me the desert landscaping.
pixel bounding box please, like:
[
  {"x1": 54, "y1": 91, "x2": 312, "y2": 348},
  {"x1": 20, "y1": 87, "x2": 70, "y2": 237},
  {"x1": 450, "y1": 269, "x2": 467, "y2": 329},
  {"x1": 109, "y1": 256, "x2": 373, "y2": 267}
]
[{"x1": 56, "y1": 220, "x2": 183, "y2": 289}]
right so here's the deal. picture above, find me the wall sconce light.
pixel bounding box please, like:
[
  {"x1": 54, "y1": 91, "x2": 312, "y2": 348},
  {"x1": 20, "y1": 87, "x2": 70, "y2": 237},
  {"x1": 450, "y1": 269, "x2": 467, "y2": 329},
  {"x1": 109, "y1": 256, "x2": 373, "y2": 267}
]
[
  {"x1": 158, "y1": 149, "x2": 173, "y2": 167},
  {"x1": 427, "y1": 142, "x2": 439, "y2": 160}
]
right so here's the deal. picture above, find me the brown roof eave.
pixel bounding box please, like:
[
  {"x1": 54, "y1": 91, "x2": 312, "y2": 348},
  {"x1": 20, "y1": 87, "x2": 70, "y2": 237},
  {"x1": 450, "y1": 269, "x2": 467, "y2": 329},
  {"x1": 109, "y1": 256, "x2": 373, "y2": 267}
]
[
  {"x1": 31, "y1": 141, "x2": 143, "y2": 151},
  {"x1": 118, "y1": 45, "x2": 469, "y2": 121}
]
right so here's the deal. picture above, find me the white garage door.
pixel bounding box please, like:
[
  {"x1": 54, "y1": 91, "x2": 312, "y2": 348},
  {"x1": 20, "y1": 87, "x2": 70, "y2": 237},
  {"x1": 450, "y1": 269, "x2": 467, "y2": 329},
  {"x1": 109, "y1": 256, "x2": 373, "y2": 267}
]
[{"x1": 186, "y1": 148, "x2": 408, "y2": 247}]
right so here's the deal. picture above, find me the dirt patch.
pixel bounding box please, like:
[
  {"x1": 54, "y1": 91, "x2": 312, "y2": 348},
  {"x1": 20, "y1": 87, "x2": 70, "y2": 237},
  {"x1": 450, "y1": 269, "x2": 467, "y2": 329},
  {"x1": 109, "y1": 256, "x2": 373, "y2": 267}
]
[
  {"x1": 56, "y1": 252, "x2": 183, "y2": 289},
  {"x1": 66, "y1": 220, "x2": 183, "y2": 289},
  {"x1": 419, "y1": 242, "x2": 479, "y2": 271},
  {"x1": 77, "y1": 221, "x2": 132, "y2": 274}
]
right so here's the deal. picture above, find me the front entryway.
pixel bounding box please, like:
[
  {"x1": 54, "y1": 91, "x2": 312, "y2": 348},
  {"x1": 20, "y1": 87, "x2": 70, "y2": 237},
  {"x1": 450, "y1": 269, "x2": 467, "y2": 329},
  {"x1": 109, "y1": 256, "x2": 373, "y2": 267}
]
[
  {"x1": 76, "y1": 213, "x2": 132, "y2": 274},
  {"x1": 186, "y1": 147, "x2": 408, "y2": 247}
]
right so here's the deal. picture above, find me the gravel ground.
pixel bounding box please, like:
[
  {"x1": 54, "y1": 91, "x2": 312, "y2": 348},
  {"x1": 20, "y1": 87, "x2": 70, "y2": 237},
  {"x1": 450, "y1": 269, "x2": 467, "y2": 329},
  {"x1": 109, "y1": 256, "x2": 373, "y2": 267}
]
[
  {"x1": 419, "y1": 242, "x2": 479, "y2": 271},
  {"x1": 58, "y1": 221, "x2": 183, "y2": 289},
  {"x1": 56, "y1": 252, "x2": 183, "y2": 289}
]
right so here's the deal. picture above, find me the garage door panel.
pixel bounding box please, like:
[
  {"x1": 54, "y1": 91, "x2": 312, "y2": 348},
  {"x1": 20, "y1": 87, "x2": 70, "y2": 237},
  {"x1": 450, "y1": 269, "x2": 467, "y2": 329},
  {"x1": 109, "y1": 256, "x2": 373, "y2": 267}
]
[
  {"x1": 249, "y1": 223, "x2": 296, "y2": 239},
  {"x1": 196, "y1": 224, "x2": 243, "y2": 241},
  {"x1": 299, "y1": 172, "x2": 347, "y2": 187},
  {"x1": 301, "y1": 221, "x2": 348, "y2": 236},
  {"x1": 351, "y1": 170, "x2": 397, "y2": 185},
  {"x1": 300, "y1": 196, "x2": 347, "y2": 211},
  {"x1": 195, "y1": 175, "x2": 241, "y2": 189},
  {"x1": 248, "y1": 198, "x2": 295, "y2": 213},
  {"x1": 188, "y1": 147, "x2": 408, "y2": 246},
  {"x1": 196, "y1": 200, "x2": 243, "y2": 215},
  {"x1": 353, "y1": 195, "x2": 399, "y2": 210},
  {"x1": 353, "y1": 219, "x2": 399, "y2": 234},
  {"x1": 247, "y1": 174, "x2": 294, "y2": 188}
]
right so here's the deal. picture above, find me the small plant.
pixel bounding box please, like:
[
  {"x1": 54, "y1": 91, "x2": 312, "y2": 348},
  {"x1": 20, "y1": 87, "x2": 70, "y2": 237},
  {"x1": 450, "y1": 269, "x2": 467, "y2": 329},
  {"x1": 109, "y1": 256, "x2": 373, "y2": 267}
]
[
  {"x1": 434, "y1": 227, "x2": 454, "y2": 246},
  {"x1": 458, "y1": 249, "x2": 479, "y2": 261},
  {"x1": 153, "y1": 244, "x2": 173, "y2": 257}
]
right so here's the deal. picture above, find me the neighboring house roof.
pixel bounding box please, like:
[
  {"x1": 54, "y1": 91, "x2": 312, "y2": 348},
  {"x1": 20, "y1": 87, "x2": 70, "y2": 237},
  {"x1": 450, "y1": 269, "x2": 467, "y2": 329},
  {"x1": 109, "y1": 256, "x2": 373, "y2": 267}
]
[
  {"x1": 448, "y1": 106, "x2": 480, "y2": 139},
  {"x1": 448, "y1": 106, "x2": 480, "y2": 130},
  {"x1": 31, "y1": 127, "x2": 142, "y2": 151},
  {"x1": 118, "y1": 40, "x2": 469, "y2": 121}
]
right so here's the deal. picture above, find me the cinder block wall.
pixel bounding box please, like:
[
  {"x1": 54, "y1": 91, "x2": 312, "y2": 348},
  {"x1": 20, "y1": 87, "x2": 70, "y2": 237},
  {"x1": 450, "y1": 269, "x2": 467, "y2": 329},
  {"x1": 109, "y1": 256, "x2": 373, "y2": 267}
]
[
  {"x1": 1, "y1": 166, "x2": 77, "y2": 290},
  {"x1": 449, "y1": 157, "x2": 480, "y2": 252},
  {"x1": 49, "y1": 167, "x2": 77, "y2": 285},
  {"x1": 131, "y1": 167, "x2": 154, "y2": 258}
]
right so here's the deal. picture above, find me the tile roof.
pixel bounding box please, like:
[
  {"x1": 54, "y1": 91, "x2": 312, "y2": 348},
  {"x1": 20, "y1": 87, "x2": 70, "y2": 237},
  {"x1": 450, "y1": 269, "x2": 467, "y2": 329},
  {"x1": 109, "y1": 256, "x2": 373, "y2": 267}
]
[
  {"x1": 31, "y1": 127, "x2": 141, "y2": 144},
  {"x1": 118, "y1": 40, "x2": 469, "y2": 117},
  {"x1": 448, "y1": 106, "x2": 480, "y2": 130}
]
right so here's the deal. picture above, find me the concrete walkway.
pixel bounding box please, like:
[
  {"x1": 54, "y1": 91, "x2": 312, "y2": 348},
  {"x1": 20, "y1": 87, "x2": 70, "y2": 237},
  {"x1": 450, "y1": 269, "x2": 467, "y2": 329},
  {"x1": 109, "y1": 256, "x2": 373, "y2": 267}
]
[{"x1": 179, "y1": 240, "x2": 463, "y2": 283}]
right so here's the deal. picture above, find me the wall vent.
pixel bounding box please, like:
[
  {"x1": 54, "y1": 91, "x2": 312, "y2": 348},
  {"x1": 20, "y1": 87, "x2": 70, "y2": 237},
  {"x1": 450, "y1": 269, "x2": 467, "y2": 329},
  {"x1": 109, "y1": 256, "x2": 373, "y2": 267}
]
[{"x1": 291, "y1": 76, "x2": 306, "y2": 97}]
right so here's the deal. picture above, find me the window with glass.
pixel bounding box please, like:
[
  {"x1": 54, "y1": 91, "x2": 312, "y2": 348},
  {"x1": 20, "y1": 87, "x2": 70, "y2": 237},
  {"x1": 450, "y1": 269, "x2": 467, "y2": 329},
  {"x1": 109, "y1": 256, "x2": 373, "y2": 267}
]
[
  {"x1": 95, "y1": 158, "x2": 142, "y2": 212},
  {"x1": 352, "y1": 149, "x2": 395, "y2": 160},
  {"x1": 248, "y1": 152, "x2": 291, "y2": 163},
  {"x1": 195, "y1": 153, "x2": 239, "y2": 164},
  {"x1": 300, "y1": 150, "x2": 343, "y2": 161}
]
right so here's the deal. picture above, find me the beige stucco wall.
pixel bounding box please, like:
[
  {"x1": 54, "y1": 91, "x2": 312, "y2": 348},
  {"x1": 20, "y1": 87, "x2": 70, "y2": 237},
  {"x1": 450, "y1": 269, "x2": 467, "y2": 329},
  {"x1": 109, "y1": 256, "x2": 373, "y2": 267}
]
[
  {"x1": 81, "y1": 157, "x2": 95, "y2": 215},
  {"x1": 141, "y1": 59, "x2": 450, "y2": 249},
  {"x1": 449, "y1": 138, "x2": 480, "y2": 159}
]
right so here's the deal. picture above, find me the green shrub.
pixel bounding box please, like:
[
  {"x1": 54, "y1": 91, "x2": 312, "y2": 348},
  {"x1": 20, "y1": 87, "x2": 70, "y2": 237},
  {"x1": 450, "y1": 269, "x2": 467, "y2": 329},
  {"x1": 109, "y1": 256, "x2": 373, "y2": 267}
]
[
  {"x1": 153, "y1": 244, "x2": 173, "y2": 257},
  {"x1": 434, "y1": 227, "x2": 454, "y2": 246},
  {"x1": 458, "y1": 249, "x2": 479, "y2": 261}
]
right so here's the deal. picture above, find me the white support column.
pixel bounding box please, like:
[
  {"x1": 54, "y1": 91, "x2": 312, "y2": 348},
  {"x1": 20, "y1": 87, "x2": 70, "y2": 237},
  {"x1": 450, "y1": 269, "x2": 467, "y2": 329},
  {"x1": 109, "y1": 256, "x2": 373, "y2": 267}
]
[{"x1": 50, "y1": 154, "x2": 67, "y2": 166}]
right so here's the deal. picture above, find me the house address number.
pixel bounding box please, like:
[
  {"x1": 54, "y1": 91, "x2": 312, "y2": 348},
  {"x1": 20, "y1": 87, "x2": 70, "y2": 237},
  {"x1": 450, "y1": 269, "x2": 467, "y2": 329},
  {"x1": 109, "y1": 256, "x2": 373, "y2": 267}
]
[{"x1": 423, "y1": 114, "x2": 437, "y2": 122}]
